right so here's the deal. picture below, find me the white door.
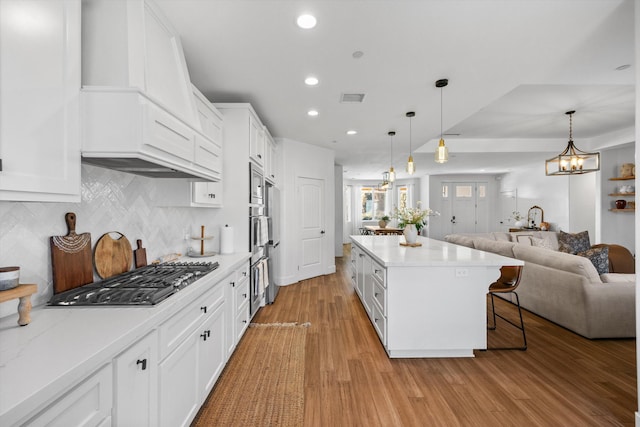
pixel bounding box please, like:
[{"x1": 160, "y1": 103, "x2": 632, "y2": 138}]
[
  {"x1": 441, "y1": 182, "x2": 489, "y2": 235},
  {"x1": 298, "y1": 177, "x2": 325, "y2": 280}
]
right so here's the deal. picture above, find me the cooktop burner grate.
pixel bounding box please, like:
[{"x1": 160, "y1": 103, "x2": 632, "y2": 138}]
[{"x1": 48, "y1": 261, "x2": 219, "y2": 306}]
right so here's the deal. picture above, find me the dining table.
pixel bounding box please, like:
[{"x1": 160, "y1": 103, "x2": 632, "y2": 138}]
[{"x1": 364, "y1": 225, "x2": 404, "y2": 235}]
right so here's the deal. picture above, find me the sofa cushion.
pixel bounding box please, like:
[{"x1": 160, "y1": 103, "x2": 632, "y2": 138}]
[
  {"x1": 558, "y1": 230, "x2": 591, "y2": 254},
  {"x1": 514, "y1": 234, "x2": 534, "y2": 245},
  {"x1": 445, "y1": 234, "x2": 475, "y2": 248},
  {"x1": 601, "y1": 273, "x2": 636, "y2": 283},
  {"x1": 512, "y1": 244, "x2": 602, "y2": 283},
  {"x1": 473, "y1": 238, "x2": 515, "y2": 258},
  {"x1": 491, "y1": 232, "x2": 512, "y2": 242},
  {"x1": 577, "y1": 246, "x2": 609, "y2": 275},
  {"x1": 530, "y1": 236, "x2": 555, "y2": 250}
]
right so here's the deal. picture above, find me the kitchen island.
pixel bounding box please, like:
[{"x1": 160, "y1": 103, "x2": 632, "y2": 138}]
[{"x1": 350, "y1": 235, "x2": 523, "y2": 358}]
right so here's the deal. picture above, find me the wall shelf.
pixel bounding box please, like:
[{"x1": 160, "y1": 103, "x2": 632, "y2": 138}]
[
  {"x1": 609, "y1": 208, "x2": 635, "y2": 212},
  {"x1": 609, "y1": 176, "x2": 635, "y2": 181},
  {"x1": 609, "y1": 193, "x2": 635, "y2": 197}
]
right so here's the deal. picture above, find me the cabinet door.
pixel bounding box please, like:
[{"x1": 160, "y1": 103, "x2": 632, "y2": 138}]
[
  {"x1": 0, "y1": 0, "x2": 81, "y2": 202},
  {"x1": 114, "y1": 331, "x2": 159, "y2": 427},
  {"x1": 25, "y1": 364, "x2": 112, "y2": 427},
  {"x1": 159, "y1": 333, "x2": 199, "y2": 427},
  {"x1": 198, "y1": 303, "x2": 226, "y2": 398},
  {"x1": 362, "y1": 256, "x2": 373, "y2": 317},
  {"x1": 249, "y1": 114, "x2": 264, "y2": 165},
  {"x1": 192, "y1": 181, "x2": 223, "y2": 207},
  {"x1": 223, "y1": 271, "x2": 238, "y2": 357}
]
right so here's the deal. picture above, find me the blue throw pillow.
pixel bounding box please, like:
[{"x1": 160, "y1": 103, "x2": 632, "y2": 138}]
[
  {"x1": 577, "y1": 246, "x2": 609, "y2": 274},
  {"x1": 558, "y1": 230, "x2": 591, "y2": 254}
]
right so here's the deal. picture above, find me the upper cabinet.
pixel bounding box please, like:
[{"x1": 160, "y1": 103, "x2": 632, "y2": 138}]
[
  {"x1": 81, "y1": 0, "x2": 220, "y2": 181},
  {"x1": 249, "y1": 114, "x2": 265, "y2": 167},
  {"x1": 0, "y1": 0, "x2": 82, "y2": 202},
  {"x1": 264, "y1": 129, "x2": 278, "y2": 185}
]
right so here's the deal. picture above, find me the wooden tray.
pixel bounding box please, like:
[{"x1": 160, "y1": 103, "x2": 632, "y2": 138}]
[{"x1": 400, "y1": 242, "x2": 422, "y2": 247}]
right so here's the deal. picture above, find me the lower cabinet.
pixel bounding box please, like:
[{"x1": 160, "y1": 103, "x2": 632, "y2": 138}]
[
  {"x1": 25, "y1": 364, "x2": 112, "y2": 427},
  {"x1": 197, "y1": 303, "x2": 227, "y2": 399},
  {"x1": 114, "y1": 331, "x2": 159, "y2": 427}
]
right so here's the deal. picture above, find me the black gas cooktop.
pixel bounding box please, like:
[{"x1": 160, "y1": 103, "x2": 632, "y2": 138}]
[{"x1": 48, "y1": 262, "x2": 219, "y2": 306}]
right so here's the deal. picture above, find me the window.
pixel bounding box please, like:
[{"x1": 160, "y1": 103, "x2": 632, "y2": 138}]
[
  {"x1": 344, "y1": 185, "x2": 352, "y2": 223},
  {"x1": 455, "y1": 185, "x2": 474, "y2": 198},
  {"x1": 397, "y1": 185, "x2": 409, "y2": 210},
  {"x1": 360, "y1": 187, "x2": 388, "y2": 220}
]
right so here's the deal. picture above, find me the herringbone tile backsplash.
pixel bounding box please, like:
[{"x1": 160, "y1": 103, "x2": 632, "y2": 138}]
[{"x1": 0, "y1": 165, "x2": 224, "y2": 318}]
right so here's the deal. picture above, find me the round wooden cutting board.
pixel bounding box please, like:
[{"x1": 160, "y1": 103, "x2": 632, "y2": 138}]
[{"x1": 94, "y1": 232, "x2": 133, "y2": 279}]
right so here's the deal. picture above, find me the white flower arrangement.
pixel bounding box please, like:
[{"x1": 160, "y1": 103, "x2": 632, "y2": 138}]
[
  {"x1": 512, "y1": 211, "x2": 524, "y2": 221},
  {"x1": 394, "y1": 202, "x2": 439, "y2": 233}
]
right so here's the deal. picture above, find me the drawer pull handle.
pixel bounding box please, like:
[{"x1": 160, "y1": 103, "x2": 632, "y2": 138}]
[
  {"x1": 375, "y1": 292, "x2": 379, "y2": 297},
  {"x1": 359, "y1": 254, "x2": 365, "y2": 258},
  {"x1": 200, "y1": 306, "x2": 207, "y2": 314},
  {"x1": 136, "y1": 359, "x2": 147, "y2": 371},
  {"x1": 242, "y1": 293, "x2": 247, "y2": 298},
  {"x1": 200, "y1": 330, "x2": 211, "y2": 341},
  {"x1": 231, "y1": 281, "x2": 236, "y2": 287},
  {"x1": 374, "y1": 269, "x2": 381, "y2": 274},
  {"x1": 374, "y1": 318, "x2": 379, "y2": 323},
  {"x1": 242, "y1": 271, "x2": 248, "y2": 277},
  {"x1": 242, "y1": 320, "x2": 248, "y2": 324}
]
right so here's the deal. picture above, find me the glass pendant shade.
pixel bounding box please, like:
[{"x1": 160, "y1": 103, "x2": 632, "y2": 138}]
[
  {"x1": 389, "y1": 166, "x2": 396, "y2": 182},
  {"x1": 406, "y1": 112, "x2": 415, "y2": 175},
  {"x1": 545, "y1": 111, "x2": 600, "y2": 176},
  {"x1": 435, "y1": 138, "x2": 448, "y2": 163},
  {"x1": 435, "y1": 79, "x2": 450, "y2": 164}
]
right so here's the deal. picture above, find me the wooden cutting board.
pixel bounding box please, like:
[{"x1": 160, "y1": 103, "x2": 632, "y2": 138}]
[
  {"x1": 94, "y1": 232, "x2": 133, "y2": 279},
  {"x1": 50, "y1": 212, "x2": 93, "y2": 294},
  {"x1": 134, "y1": 239, "x2": 148, "y2": 268}
]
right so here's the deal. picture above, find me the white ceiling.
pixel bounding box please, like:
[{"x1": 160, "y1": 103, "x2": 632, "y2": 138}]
[{"x1": 156, "y1": 0, "x2": 636, "y2": 180}]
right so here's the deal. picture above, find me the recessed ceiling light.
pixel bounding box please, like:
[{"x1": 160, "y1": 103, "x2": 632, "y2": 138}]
[
  {"x1": 352, "y1": 51, "x2": 364, "y2": 59},
  {"x1": 307, "y1": 109, "x2": 318, "y2": 117},
  {"x1": 297, "y1": 14, "x2": 316, "y2": 29},
  {"x1": 346, "y1": 130, "x2": 357, "y2": 135},
  {"x1": 615, "y1": 64, "x2": 631, "y2": 71},
  {"x1": 304, "y1": 76, "x2": 319, "y2": 86}
]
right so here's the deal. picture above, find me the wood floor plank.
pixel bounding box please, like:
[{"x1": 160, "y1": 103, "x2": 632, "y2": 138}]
[{"x1": 251, "y1": 244, "x2": 636, "y2": 426}]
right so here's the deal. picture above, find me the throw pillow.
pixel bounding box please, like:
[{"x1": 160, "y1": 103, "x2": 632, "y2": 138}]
[
  {"x1": 577, "y1": 246, "x2": 609, "y2": 275},
  {"x1": 530, "y1": 237, "x2": 554, "y2": 250},
  {"x1": 558, "y1": 230, "x2": 591, "y2": 254},
  {"x1": 515, "y1": 234, "x2": 533, "y2": 245}
]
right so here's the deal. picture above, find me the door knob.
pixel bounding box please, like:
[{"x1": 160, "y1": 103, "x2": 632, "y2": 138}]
[{"x1": 451, "y1": 216, "x2": 456, "y2": 224}]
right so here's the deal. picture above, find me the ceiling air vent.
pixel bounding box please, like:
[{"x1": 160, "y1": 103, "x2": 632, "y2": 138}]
[{"x1": 340, "y1": 93, "x2": 365, "y2": 103}]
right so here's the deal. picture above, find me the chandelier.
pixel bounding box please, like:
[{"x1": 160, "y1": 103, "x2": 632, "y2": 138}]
[{"x1": 545, "y1": 111, "x2": 600, "y2": 176}]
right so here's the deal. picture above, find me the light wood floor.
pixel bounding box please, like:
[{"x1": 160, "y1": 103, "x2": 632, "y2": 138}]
[{"x1": 253, "y1": 245, "x2": 637, "y2": 426}]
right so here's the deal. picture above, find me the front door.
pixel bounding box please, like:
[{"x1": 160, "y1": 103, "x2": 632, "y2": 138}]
[
  {"x1": 442, "y1": 182, "x2": 489, "y2": 235},
  {"x1": 297, "y1": 177, "x2": 325, "y2": 281}
]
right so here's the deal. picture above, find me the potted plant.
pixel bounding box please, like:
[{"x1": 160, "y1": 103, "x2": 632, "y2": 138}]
[
  {"x1": 394, "y1": 202, "x2": 438, "y2": 243},
  {"x1": 378, "y1": 215, "x2": 390, "y2": 228}
]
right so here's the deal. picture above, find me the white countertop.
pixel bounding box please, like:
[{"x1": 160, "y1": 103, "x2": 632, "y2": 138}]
[
  {"x1": 350, "y1": 235, "x2": 523, "y2": 267},
  {"x1": 0, "y1": 252, "x2": 250, "y2": 426}
]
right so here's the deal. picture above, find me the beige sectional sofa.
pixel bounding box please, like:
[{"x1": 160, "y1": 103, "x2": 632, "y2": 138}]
[{"x1": 444, "y1": 231, "x2": 636, "y2": 339}]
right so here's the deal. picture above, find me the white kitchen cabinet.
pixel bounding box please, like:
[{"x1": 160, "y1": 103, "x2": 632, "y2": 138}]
[
  {"x1": 159, "y1": 330, "x2": 200, "y2": 427},
  {"x1": 198, "y1": 303, "x2": 227, "y2": 398},
  {"x1": 192, "y1": 84, "x2": 223, "y2": 179},
  {"x1": 159, "y1": 279, "x2": 226, "y2": 426},
  {"x1": 192, "y1": 181, "x2": 224, "y2": 207},
  {"x1": 224, "y1": 263, "x2": 250, "y2": 357},
  {"x1": 0, "y1": 0, "x2": 81, "y2": 202},
  {"x1": 114, "y1": 331, "x2": 159, "y2": 427},
  {"x1": 249, "y1": 114, "x2": 265, "y2": 166},
  {"x1": 264, "y1": 130, "x2": 278, "y2": 184},
  {"x1": 24, "y1": 364, "x2": 112, "y2": 427}
]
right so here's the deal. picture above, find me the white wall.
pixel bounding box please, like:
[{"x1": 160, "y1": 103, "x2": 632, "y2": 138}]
[
  {"x1": 278, "y1": 138, "x2": 335, "y2": 286},
  {"x1": 0, "y1": 164, "x2": 227, "y2": 319},
  {"x1": 500, "y1": 163, "x2": 571, "y2": 232},
  {"x1": 334, "y1": 165, "x2": 344, "y2": 256}
]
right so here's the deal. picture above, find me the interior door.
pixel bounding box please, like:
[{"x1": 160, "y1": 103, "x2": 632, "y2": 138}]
[{"x1": 298, "y1": 177, "x2": 325, "y2": 281}]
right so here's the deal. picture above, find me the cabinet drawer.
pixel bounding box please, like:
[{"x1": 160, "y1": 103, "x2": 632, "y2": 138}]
[
  {"x1": 371, "y1": 260, "x2": 386, "y2": 287},
  {"x1": 234, "y1": 278, "x2": 250, "y2": 312},
  {"x1": 25, "y1": 364, "x2": 112, "y2": 427},
  {"x1": 159, "y1": 283, "x2": 224, "y2": 360},
  {"x1": 235, "y1": 300, "x2": 250, "y2": 342},
  {"x1": 371, "y1": 302, "x2": 386, "y2": 345},
  {"x1": 373, "y1": 280, "x2": 386, "y2": 315},
  {"x1": 236, "y1": 263, "x2": 250, "y2": 283}
]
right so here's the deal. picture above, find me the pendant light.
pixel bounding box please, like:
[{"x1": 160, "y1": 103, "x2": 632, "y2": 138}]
[
  {"x1": 406, "y1": 112, "x2": 415, "y2": 174},
  {"x1": 545, "y1": 111, "x2": 600, "y2": 176},
  {"x1": 434, "y1": 79, "x2": 449, "y2": 163},
  {"x1": 388, "y1": 131, "x2": 396, "y2": 182}
]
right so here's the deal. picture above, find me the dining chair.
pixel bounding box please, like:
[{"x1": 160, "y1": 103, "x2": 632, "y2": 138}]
[{"x1": 487, "y1": 265, "x2": 527, "y2": 351}]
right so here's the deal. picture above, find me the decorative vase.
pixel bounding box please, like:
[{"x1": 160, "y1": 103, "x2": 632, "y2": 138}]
[
  {"x1": 514, "y1": 220, "x2": 524, "y2": 228},
  {"x1": 615, "y1": 199, "x2": 627, "y2": 209},
  {"x1": 403, "y1": 224, "x2": 418, "y2": 244},
  {"x1": 378, "y1": 220, "x2": 387, "y2": 228}
]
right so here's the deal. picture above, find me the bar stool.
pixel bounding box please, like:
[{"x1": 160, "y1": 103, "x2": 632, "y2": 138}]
[{"x1": 487, "y1": 265, "x2": 527, "y2": 351}]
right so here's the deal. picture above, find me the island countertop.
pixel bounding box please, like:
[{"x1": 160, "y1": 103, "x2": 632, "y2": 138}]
[{"x1": 350, "y1": 235, "x2": 523, "y2": 267}]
